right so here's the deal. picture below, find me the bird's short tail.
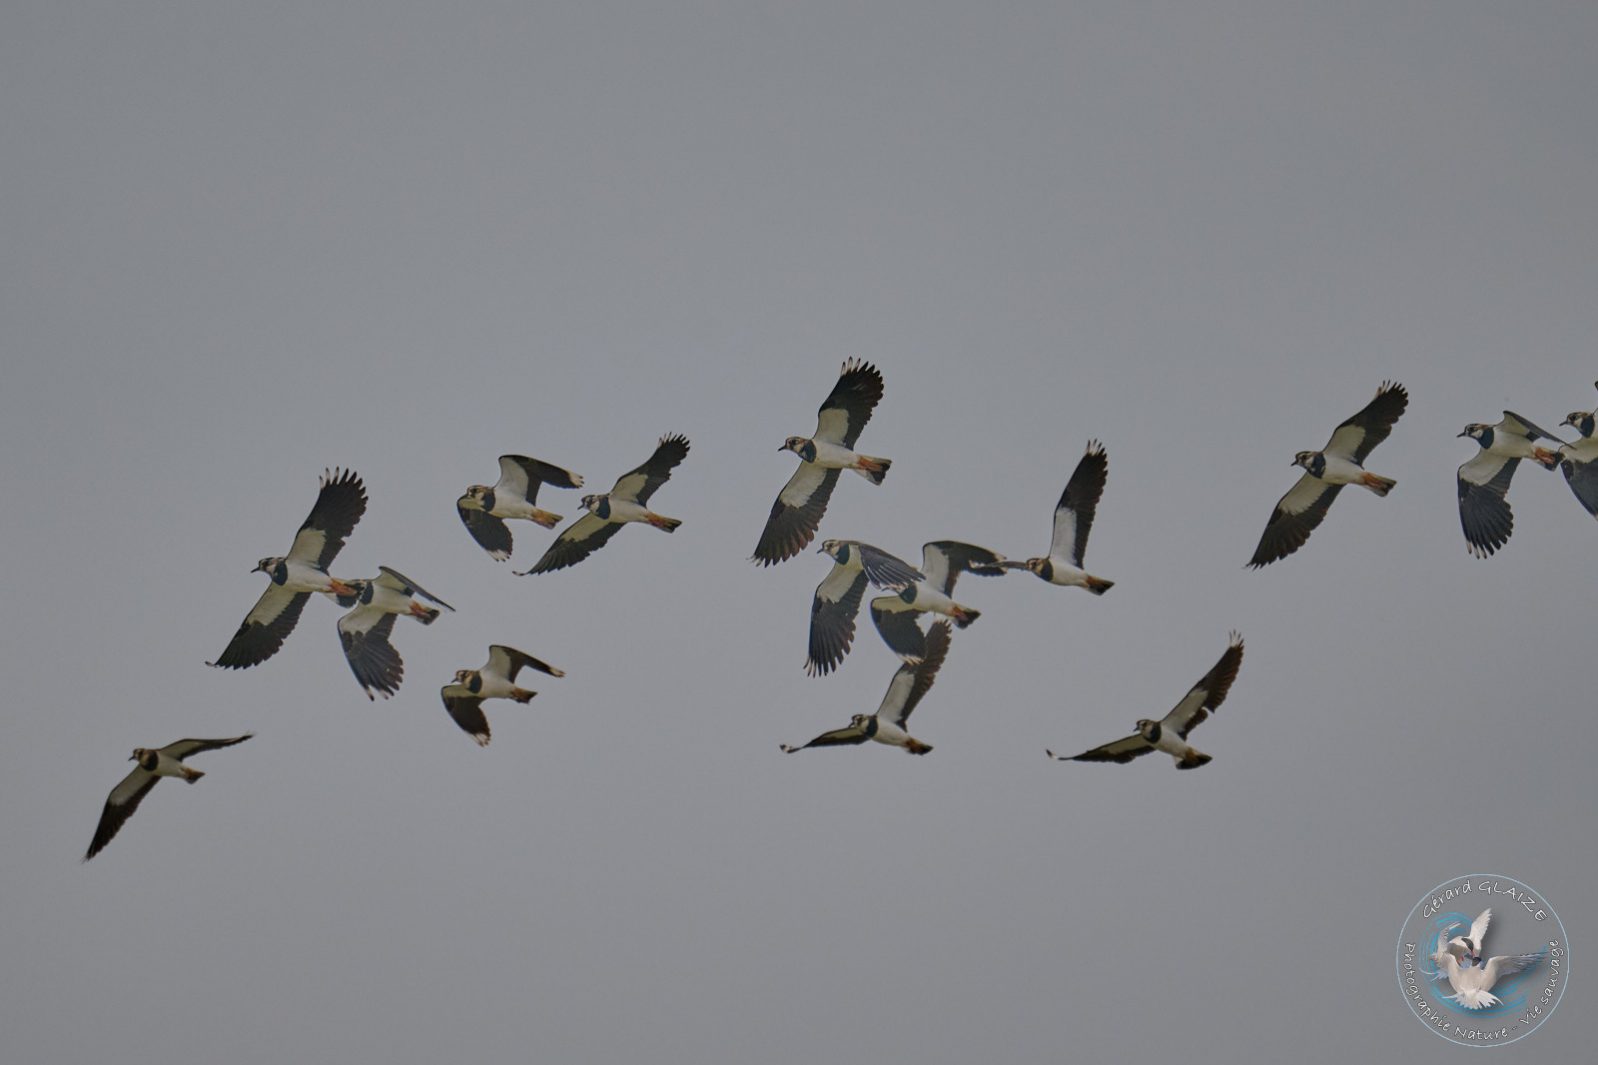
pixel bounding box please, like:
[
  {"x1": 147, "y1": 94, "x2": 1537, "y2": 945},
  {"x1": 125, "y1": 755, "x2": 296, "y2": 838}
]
[
  {"x1": 1533, "y1": 446, "x2": 1560, "y2": 469},
  {"x1": 1084, "y1": 575, "x2": 1114, "y2": 595},
  {"x1": 512, "y1": 689, "x2": 537, "y2": 704},
  {"x1": 531, "y1": 509, "x2": 562, "y2": 529},
  {"x1": 1449, "y1": 989, "x2": 1502, "y2": 1010},
  {"x1": 852, "y1": 456, "x2": 891, "y2": 485},
  {"x1": 1176, "y1": 752, "x2": 1212, "y2": 770},
  {"x1": 648, "y1": 513, "x2": 683, "y2": 532},
  {"x1": 182, "y1": 766, "x2": 205, "y2": 783},
  {"x1": 951, "y1": 605, "x2": 980, "y2": 629},
  {"x1": 904, "y1": 738, "x2": 933, "y2": 755},
  {"x1": 410, "y1": 603, "x2": 442, "y2": 625},
  {"x1": 1361, "y1": 472, "x2": 1397, "y2": 496}
]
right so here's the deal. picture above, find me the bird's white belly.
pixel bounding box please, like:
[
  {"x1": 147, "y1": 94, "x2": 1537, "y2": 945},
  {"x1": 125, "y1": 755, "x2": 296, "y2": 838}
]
[
  {"x1": 475, "y1": 674, "x2": 522, "y2": 699},
  {"x1": 1317, "y1": 454, "x2": 1367, "y2": 485},
  {"x1": 150, "y1": 752, "x2": 192, "y2": 779},
  {"x1": 807, "y1": 440, "x2": 861, "y2": 469},
  {"x1": 280, "y1": 560, "x2": 335, "y2": 593},
  {"x1": 1044, "y1": 557, "x2": 1090, "y2": 586},
  {"x1": 871, "y1": 721, "x2": 911, "y2": 748},
  {"x1": 601, "y1": 499, "x2": 653, "y2": 524},
  {"x1": 906, "y1": 584, "x2": 956, "y2": 615},
  {"x1": 1151, "y1": 732, "x2": 1190, "y2": 759},
  {"x1": 493, "y1": 498, "x2": 542, "y2": 520}
]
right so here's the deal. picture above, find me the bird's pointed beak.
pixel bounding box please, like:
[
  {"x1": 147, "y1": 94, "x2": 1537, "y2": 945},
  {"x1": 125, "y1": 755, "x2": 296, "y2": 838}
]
[{"x1": 1457, "y1": 429, "x2": 1469, "y2": 437}]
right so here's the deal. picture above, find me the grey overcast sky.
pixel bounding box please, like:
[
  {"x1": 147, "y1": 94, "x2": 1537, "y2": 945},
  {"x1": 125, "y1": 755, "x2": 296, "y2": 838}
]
[{"x1": 2, "y1": 3, "x2": 1594, "y2": 1062}]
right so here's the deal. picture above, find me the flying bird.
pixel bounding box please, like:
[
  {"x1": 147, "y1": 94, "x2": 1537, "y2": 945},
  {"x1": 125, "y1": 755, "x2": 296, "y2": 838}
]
[
  {"x1": 457, "y1": 455, "x2": 585, "y2": 561},
  {"x1": 1556, "y1": 385, "x2": 1598, "y2": 518},
  {"x1": 1457, "y1": 411, "x2": 1562, "y2": 558},
  {"x1": 1433, "y1": 945, "x2": 1545, "y2": 1010},
  {"x1": 1049, "y1": 631, "x2": 1244, "y2": 770},
  {"x1": 209, "y1": 468, "x2": 367, "y2": 669},
  {"x1": 805, "y1": 539, "x2": 924, "y2": 677},
  {"x1": 997, "y1": 440, "x2": 1114, "y2": 594},
  {"x1": 1247, "y1": 382, "x2": 1408, "y2": 568},
  {"x1": 752, "y1": 359, "x2": 892, "y2": 565},
  {"x1": 84, "y1": 734, "x2": 253, "y2": 861},
  {"x1": 1437, "y1": 909, "x2": 1493, "y2": 971},
  {"x1": 440, "y1": 645, "x2": 565, "y2": 746},
  {"x1": 869, "y1": 541, "x2": 1006, "y2": 662},
  {"x1": 517, "y1": 435, "x2": 690, "y2": 575},
  {"x1": 781, "y1": 621, "x2": 951, "y2": 755},
  {"x1": 330, "y1": 566, "x2": 456, "y2": 700}
]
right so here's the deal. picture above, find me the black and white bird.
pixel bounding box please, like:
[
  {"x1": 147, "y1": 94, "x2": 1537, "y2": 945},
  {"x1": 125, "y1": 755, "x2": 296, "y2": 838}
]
[
  {"x1": 329, "y1": 566, "x2": 456, "y2": 700},
  {"x1": 869, "y1": 541, "x2": 1006, "y2": 662},
  {"x1": 84, "y1": 734, "x2": 253, "y2": 861},
  {"x1": 1048, "y1": 632, "x2": 1243, "y2": 770},
  {"x1": 1556, "y1": 385, "x2": 1598, "y2": 518},
  {"x1": 517, "y1": 434, "x2": 690, "y2": 575},
  {"x1": 440, "y1": 645, "x2": 565, "y2": 746},
  {"x1": 997, "y1": 440, "x2": 1114, "y2": 594},
  {"x1": 752, "y1": 359, "x2": 892, "y2": 565},
  {"x1": 457, "y1": 455, "x2": 585, "y2": 561},
  {"x1": 209, "y1": 468, "x2": 367, "y2": 669},
  {"x1": 1247, "y1": 382, "x2": 1408, "y2": 568},
  {"x1": 781, "y1": 621, "x2": 951, "y2": 755},
  {"x1": 1456, "y1": 411, "x2": 1563, "y2": 558},
  {"x1": 805, "y1": 539, "x2": 924, "y2": 677}
]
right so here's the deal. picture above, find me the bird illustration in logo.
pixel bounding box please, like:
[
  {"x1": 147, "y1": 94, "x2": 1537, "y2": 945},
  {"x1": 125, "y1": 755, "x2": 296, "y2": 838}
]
[{"x1": 1428, "y1": 909, "x2": 1545, "y2": 1010}]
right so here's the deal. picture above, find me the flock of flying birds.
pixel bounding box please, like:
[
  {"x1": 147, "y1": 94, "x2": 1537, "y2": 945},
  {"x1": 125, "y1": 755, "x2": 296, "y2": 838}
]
[{"x1": 84, "y1": 363, "x2": 1598, "y2": 860}]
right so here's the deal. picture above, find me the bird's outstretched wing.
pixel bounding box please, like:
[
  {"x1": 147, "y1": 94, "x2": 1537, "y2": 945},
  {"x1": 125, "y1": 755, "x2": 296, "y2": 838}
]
[
  {"x1": 876, "y1": 621, "x2": 951, "y2": 729},
  {"x1": 610, "y1": 434, "x2": 690, "y2": 505},
  {"x1": 1457, "y1": 452, "x2": 1519, "y2": 558},
  {"x1": 286, "y1": 468, "x2": 367, "y2": 569},
  {"x1": 374, "y1": 566, "x2": 454, "y2": 611},
  {"x1": 813, "y1": 359, "x2": 885, "y2": 448},
  {"x1": 497, "y1": 454, "x2": 583, "y2": 500},
  {"x1": 209, "y1": 586, "x2": 310, "y2": 668},
  {"x1": 1050, "y1": 734, "x2": 1156, "y2": 765},
  {"x1": 921, "y1": 541, "x2": 1006, "y2": 594},
  {"x1": 806, "y1": 565, "x2": 869, "y2": 677},
  {"x1": 780, "y1": 723, "x2": 870, "y2": 752},
  {"x1": 1161, "y1": 632, "x2": 1244, "y2": 738},
  {"x1": 752, "y1": 465, "x2": 840, "y2": 565},
  {"x1": 458, "y1": 501, "x2": 515, "y2": 560},
  {"x1": 441, "y1": 687, "x2": 493, "y2": 747},
  {"x1": 1048, "y1": 441, "x2": 1109, "y2": 568},
  {"x1": 338, "y1": 608, "x2": 403, "y2": 700},
  {"x1": 488, "y1": 644, "x2": 564, "y2": 681},
  {"x1": 870, "y1": 596, "x2": 927, "y2": 662},
  {"x1": 1247, "y1": 474, "x2": 1343, "y2": 568},
  {"x1": 1323, "y1": 381, "x2": 1408, "y2": 463},
  {"x1": 517, "y1": 513, "x2": 625, "y2": 574}
]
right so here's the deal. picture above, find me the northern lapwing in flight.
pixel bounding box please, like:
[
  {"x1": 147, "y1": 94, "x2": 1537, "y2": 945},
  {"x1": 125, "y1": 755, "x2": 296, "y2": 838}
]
[
  {"x1": 1248, "y1": 382, "x2": 1407, "y2": 568},
  {"x1": 997, "y1": 440, "x2": 1114, "y2": 594},
  {"x1": 330, "y1": 566, "x2": 456, "y2": 700},
  {"x1": 781, "y1": 620, "x2": 951, "y2": 755},
  {"x1": 457, "y1": 454, "x2": 585, "y2": 561},
  {"x1": 752, "y1": 359, "x2": 892, "y2": 565},
  {"x1": 84, "y1": 734, "x2": 253, "y2": 861},
  {"x1": 1457, "y1": 411, "x2": 1562, "y2": 558},
  {"x1": 517, "y1": 434, "x2": 689, "y2": 575},
  {"x1": 1557, "y1": 383, "x2": 1598, "y2": 519},
  {"x1": 209, "y1": 468, "x2": 367, "y2": 669},
  {"x1": 440, "y1": 645, "x2": 565, "y2": 746},
  {"x1": 1048, "y1": 631, "x2": 1243, "y2": 770},
  {"x1": 805, "y1": 539, "x2": 924, "y2": 677},
  {"x1": 869, "y1": 541, "x2": 1006, "y2": 662}
]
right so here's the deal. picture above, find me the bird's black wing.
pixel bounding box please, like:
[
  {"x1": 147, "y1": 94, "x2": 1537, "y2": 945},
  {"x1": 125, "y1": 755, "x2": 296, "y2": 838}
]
[
  {"x1": 1323, "y1": 381, "x2": 1408, "y2": 464},
  {"x1": 1247, "y1": 474, "x2": 1343, "y2": 568},
  {"x1": 458, "y1": 500, "x2": 515, "y2": 560},
  {"x1": 287, "y1": 468, "x2": 367, "y2": 569},
  {"x1": 610, "y1": 434, "x2": 690, "y2": 505},
  {"x1": 1457, "y1": 452, "x2": 1519, "y2": 558},
  {"x1": 806, "y1": 565, "x2": 868, "y2": 677},
  {"x1": 813, "y1": 359, "x2": 886, "y2": 449},
  {"x1": 209, "y1": 586, "x2": 311, "y2": 668},
  {"x1": 338, "y1": 609, "x2": 403, "y2": 700},
  {"x1": 752, "y1": 465, "x2": 840, "y2": 565},
  {"x1": 517, "y1": 513, "x2": 625, "y2": 575}
]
